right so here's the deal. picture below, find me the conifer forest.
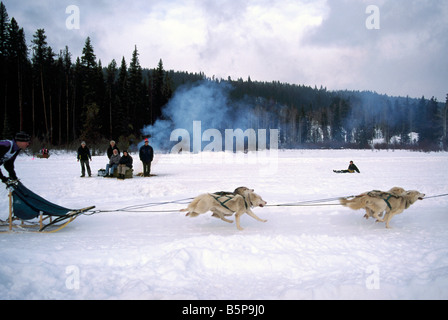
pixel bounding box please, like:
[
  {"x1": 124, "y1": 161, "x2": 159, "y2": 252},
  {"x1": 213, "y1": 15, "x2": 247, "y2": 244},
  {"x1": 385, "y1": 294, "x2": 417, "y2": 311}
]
[{"x1": 1, "y1": 2, "x2": 447, "y2": 152}]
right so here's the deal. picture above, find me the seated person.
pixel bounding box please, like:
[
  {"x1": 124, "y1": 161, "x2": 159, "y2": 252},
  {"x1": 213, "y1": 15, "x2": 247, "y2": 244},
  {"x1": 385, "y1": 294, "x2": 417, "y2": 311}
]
[
  {"x1": 41, "y1": 148, "x2": 49, "y2": 156},
  {"x1": 117, "y1": 150, "x2": 133, "y2": 179},
  {"x1": 105, "y1": 149, "x2": 121, "y2": 177},
  {"x1": 334, "y1": 161, "x2": 360, "y2": 173}
]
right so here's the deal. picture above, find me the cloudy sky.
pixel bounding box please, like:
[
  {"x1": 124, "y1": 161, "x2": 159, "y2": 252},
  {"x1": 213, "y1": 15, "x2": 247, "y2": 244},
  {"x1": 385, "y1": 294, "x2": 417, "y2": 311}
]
[{"x1": 3, "y1": 0, "x2": 447, "y2": 101}]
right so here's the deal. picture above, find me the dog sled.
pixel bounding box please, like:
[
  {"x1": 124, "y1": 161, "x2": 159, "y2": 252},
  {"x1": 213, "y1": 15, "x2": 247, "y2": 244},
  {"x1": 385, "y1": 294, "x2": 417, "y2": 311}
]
[{"x1": 1, "y1": 181, "x2": 95, "y2": 233}]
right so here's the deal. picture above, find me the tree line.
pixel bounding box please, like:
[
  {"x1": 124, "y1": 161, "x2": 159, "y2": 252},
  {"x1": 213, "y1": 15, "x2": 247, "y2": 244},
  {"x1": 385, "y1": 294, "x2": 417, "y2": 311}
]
[
  {"x1": 226, "y1": 79, "x2": 447, "y2": 151},
  {"x1": 1, "y1": 2, "x2": 447, "y2": 152},
  {"x1": 1, "y1": 2, "x2": 173, "y2": 151}
]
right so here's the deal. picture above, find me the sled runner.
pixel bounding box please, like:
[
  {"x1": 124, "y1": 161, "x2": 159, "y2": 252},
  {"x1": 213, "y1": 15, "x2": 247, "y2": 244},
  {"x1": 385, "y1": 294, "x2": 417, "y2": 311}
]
[{"x1": 1, "y1": 181, "x2": 95, "y2": 233}]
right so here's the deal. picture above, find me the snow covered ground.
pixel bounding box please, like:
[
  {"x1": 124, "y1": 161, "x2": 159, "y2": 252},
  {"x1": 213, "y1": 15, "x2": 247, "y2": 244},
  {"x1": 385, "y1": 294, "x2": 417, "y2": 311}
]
[{"x1": 1, "y1": 149, "x2": 448, "y2": 300}]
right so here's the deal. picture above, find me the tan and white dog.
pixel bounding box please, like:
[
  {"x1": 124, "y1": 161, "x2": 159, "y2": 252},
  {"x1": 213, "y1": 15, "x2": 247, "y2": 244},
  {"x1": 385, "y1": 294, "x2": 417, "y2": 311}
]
[
  {"x1": 181, "y1": 187, "x2": 267, "y2": 230},
  {"x1": 340, "y1": 187, "x2": 425, "y2": 228}
]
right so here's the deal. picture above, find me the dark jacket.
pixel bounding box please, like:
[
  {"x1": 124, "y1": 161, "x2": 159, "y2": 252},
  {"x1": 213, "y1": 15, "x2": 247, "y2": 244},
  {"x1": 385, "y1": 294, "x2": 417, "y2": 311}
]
[
  {"x1": 119, "y1": 153, "x2": 133, "y2": 169},
  {"x1": 107, "y1": 145, "x2": 120, "y2": 159},
  {"x1": 139, "y1": 144, "x2": 154, "y2": 163},
  {"x1": 348, "y1": 163, "x2": 360, "y2": 173},
  {"x1": 0, "y1": 140, "x2": 21, "y2": 181},
  {"x1": 77, "y1": 145, "x2": 92, "y2": 161}
]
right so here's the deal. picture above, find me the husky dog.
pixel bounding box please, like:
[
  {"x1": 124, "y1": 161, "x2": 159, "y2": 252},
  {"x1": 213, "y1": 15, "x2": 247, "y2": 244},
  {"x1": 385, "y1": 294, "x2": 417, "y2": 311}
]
[
  {"x1": 340, "y1": 187, "x2": 425, "y2": 228},
  {"x1": 181, "y1": 187, "x2": 267, "y2": 230}
]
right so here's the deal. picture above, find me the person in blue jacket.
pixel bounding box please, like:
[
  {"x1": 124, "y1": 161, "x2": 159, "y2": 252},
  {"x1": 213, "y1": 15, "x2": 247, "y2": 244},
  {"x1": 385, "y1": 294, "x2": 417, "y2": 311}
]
[
  {"x1": 0, "y1": 132, "x2": 31, "y2": 185},
  {"x1": 139, "y1": 138, "x2": 154, "y2": 177}
]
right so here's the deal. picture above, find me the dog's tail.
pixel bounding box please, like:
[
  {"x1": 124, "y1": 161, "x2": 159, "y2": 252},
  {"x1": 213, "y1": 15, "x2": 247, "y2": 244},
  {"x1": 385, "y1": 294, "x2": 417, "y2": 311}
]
[
  {"x1": 339, "y1": 196, "x2": 367, "y2": 210},
  {"x1": 180, "y1": 208, "x2": 200, "y2": 217},
  {"x1": 180, "y1": 197, "x2": 202, "y2": 217}
]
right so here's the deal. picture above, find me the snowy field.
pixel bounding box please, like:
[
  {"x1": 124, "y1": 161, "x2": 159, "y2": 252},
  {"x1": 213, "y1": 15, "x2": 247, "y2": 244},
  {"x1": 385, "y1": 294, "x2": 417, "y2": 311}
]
[{"x1": 1, "y1": 149, "x2": 448, "y2": 300}]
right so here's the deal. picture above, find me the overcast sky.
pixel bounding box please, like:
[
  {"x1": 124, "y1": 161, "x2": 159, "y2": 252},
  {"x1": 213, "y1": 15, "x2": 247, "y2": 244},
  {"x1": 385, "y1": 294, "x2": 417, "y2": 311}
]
[{"x1": 3, "y1": 0, "x2": 447, "y2": 101}]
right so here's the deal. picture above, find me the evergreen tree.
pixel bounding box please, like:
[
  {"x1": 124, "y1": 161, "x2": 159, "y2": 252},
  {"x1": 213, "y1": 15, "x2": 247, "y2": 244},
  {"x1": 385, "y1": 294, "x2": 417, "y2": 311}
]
[
  {"x1": 151, "y1": 59, "x2": 171, "y2": 124},
  {"x1": 79, "y1": 37, "x2": 105, "y2": 143},
  {"x1": 71, "y1": 57, "x2": 83, "y2": 140},
  {"x1": 80, "y1": 37, "x2": 97, "y2": 104},
  {"x1": 116, "y1": 57, "x2": 130, "y2": 137},
  {"x1": 128, "y1": 46, "x2": 144, "y2": 132},
  {"x1": 0, "y1": 2, "x2": 8, "y2": 57},
  {"x1": 3, "y1": 17, "x2": 28, "y2": 134},
  {"x1": 416, "y1": 96, "x2": 441, "y2": 149},
  {"x1": 105, "y1": 59, "x2": 117, "y2": 139},
  {"x1": 31, "y1": 28, "x2": 50, "y2": 141},
  {"x1": 0, "y1": 2, "x2": 9, "y2": 137},
  {"x1": 62, "y1": 46, "x2": 72, "y2": 144}
]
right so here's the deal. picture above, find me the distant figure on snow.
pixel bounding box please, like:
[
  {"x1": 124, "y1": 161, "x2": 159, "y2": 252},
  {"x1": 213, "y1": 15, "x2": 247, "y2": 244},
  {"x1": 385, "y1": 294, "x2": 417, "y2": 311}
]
[
  {"x1": 117, "y1": 150, "x2": 133, "y2": 180},
  {"x1": 37, "y1": 147, "x2": 50, "y2": 159},
  {"x1": 139, "y1": 138, "x2": 154, "y2": 177},
  {"x1": 107, "y1": 140, "x2": 119, "y2": 159},
  {"x1": 105, "y1": 148, "x2": 121, "y2": 177},
  {"x1": 77, "y1": 141, "x2": 92, "y2": 177},
  {"x1": 334, "y1": 161, "x2": 360, "y2": 173}
]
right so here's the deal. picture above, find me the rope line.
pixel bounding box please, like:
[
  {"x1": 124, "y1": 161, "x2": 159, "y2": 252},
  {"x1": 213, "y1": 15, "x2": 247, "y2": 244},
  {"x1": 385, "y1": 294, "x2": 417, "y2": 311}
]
[
  {"x1": 83, "y1": 197, "x2": 194, "y2": 215},
  {"x1": 265, "y1": 196, "x2": 352, "y2": 208},
  {"x1": 81, "y1": 193, "x2": 448, "y2": 215},
  {"x1": 423, "y1": 193, "x2": 448, "y2": 200}
]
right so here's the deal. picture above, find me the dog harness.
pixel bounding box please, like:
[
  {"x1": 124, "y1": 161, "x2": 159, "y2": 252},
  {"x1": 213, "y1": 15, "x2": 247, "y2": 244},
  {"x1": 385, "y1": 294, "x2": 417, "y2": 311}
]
[
  {"x1": 211, "y1": 192, "x2": 249, "y2": 211},
  {"x1": 367, "y1": 191, "x2": 397, "y2": 210}
]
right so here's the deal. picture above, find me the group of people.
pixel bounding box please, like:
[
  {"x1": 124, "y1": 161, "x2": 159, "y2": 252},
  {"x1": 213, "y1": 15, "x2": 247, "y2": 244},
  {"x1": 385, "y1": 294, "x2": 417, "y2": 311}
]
[
  {"x1": 77, "y1": 139, "x2": 154, "y2": 179},
  {"x1": 103, "y1": 141, "x2": 134, "y2": 179},
  {"x1": 2, "y1": 131, "x2": 362, "y2": 189}
]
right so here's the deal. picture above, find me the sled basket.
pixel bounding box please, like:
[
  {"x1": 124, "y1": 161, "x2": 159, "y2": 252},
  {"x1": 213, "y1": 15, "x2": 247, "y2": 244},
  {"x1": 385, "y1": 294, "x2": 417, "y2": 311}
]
[{"x1": 2, "y1": 181, "x2": 95, "y2": 233}]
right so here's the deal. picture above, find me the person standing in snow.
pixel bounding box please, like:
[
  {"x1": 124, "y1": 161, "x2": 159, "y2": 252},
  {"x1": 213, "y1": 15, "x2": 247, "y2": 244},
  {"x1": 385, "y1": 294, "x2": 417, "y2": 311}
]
[
  {"x1": 107, "y1": 140, "x2": 119, "y2": 159},
  {"x1": 0, "y1": 132, "x2": 31, "y2": 185},
  {"x1": 77, "y1": 141, "x2": 92, "y2": 177},
  {"x1": 139, "y1": 138, "x2": 154, "y2": 177}
]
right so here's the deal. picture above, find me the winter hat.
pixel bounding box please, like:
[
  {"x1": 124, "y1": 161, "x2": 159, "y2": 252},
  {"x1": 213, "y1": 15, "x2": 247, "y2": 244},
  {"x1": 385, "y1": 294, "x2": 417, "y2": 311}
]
[{"x1": 15, "y1": 132, "x2": 31, "y2": 142}]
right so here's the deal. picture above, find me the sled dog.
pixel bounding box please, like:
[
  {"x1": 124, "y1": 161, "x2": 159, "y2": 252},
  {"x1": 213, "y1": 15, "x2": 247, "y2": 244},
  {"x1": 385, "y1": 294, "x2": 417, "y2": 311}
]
[
  {"x1": 340, "y1": 187, "x2": 425, "y2": 228},
  {"x1": 181, "y1": 187, "x2": 267, "y2": 230}
]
